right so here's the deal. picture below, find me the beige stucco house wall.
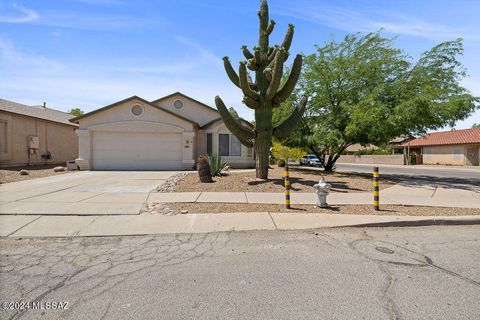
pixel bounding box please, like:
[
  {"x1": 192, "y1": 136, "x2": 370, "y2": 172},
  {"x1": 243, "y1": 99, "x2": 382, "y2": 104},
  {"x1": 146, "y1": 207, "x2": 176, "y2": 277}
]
[
  {"x1": 73, "y1": 93, "x2": 255, "y2": 170},
  {"x1": 0, "y1": 100, "x2": 78, "y2": 167},
  {"x1": 422, "y1": 144, "x2": 480, "y2": 166}
]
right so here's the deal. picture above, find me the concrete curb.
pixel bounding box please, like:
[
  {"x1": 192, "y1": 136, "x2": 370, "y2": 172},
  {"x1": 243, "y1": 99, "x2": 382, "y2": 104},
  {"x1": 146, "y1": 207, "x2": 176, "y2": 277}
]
[
  {"x1": 1, "y1": 213, "x2": 479, "y2": 238},
  {"x1": 340, "y1": 217, "x2": 480, "y2": 228}
]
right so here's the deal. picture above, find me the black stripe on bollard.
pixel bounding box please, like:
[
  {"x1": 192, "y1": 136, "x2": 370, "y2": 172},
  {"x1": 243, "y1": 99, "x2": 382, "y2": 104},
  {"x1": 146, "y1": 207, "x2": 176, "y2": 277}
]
[{"x1": 373, "y1": 166, "x2": 379, "y2": 211}]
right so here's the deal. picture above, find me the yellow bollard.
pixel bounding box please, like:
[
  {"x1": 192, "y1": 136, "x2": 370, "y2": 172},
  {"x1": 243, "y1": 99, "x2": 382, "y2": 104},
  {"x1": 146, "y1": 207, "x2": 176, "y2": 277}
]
[
  {"x1": 284, "y1": 165, "x2": 291, "y2": 209},
  {"x1": 373, "y1": 167, "x2": 379, "y2": 211}
]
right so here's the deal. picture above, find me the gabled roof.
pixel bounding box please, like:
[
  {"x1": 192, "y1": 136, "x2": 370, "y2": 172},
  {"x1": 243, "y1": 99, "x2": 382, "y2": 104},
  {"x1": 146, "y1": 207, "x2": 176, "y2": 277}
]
[
  {"x1": 201, "y1": 117, "x2": 254, "y2": 130},
  {"x1": 0, "y1": 98, "x2": 77, "y2": 127},
  {"x1": 152, "y1": 91, "x2": 218, "y2": 113},
  {"x1": 403, "y1": 128, "x2": 480, "y2": 147},
  {"x1": 70, "y1": 95, "x2": 199, "y2": 126}
]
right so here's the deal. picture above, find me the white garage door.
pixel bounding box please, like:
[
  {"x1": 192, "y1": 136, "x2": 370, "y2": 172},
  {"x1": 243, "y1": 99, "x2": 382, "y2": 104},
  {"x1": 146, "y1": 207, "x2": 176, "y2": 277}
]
[{"x1": 92, "y1": 131, "x2": 183, "y2": 170}]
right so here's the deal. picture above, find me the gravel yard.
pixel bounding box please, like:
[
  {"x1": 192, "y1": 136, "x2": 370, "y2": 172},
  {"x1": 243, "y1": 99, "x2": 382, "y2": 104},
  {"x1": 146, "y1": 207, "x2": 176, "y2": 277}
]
[
  {"x1": 167, "y1": 203, "x2": 480, "y2": 216},
  {"x1": 173, "y1": 166, "x2": 398, "y2": 193},
  {"x1": 0, "y1": 165, "x2": 70, "y2": 184}
]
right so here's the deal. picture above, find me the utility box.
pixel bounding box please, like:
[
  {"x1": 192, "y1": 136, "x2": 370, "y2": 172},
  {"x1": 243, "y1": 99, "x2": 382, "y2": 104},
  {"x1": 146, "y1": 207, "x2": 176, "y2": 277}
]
[
  {"x1": 66, "y1": 160, "x2": 78, "y2": 171},
  {"x1": 29, "y1": 136, "x2": 40, "y2": 149}
]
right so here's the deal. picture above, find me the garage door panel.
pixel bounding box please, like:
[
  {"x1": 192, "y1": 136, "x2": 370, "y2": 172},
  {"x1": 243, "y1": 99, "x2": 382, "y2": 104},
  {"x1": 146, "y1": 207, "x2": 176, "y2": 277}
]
[{"x1": 92, "y1": 132, "x2": 183, "y2": 170}]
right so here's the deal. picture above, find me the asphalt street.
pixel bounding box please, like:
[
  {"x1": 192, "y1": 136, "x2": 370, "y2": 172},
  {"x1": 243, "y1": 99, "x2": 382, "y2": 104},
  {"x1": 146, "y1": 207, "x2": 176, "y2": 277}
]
[
  {"x1": 1, "y1": 226, "x2": 479, "y2": 320},
  {"x1": 335, "y1": 163, "x2": 480, "y2": 180}
]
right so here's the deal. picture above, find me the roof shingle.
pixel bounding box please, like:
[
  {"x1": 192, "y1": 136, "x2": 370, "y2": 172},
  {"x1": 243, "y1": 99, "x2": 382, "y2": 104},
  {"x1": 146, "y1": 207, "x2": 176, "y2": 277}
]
[
  {"x1": 0, "y1": 98, "x2": 77, "y2": 126},
  {"x1": 403, "y1": 128, "x2": 480, "y2": 147}
]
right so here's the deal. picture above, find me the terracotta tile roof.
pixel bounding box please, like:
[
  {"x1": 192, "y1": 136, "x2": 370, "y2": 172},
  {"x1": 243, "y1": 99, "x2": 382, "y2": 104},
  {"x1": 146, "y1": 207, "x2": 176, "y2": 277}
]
[
  {"x1": 0, "y1": 98, "x2": 77, "y2": 126},
  {"x1": 403, "y1": 128, "x2": 480, "y2": 147}
]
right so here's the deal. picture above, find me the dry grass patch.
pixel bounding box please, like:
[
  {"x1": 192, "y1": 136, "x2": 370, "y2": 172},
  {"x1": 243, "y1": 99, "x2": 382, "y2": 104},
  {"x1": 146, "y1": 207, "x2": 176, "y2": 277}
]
[
  {"x1": 174, "y1": 166, "x2": 397, "y2": 193},
  {"x1": 0, "y1": 165, "x2": 71, "y2": 184},
  {"x1": 168, "y1": 203, "x2": 480, "y2": 216}
]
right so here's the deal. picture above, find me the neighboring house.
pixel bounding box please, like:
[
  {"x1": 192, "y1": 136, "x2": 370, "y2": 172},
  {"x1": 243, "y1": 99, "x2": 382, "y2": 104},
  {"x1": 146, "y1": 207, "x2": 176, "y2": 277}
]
[
  {"x1": 345, "y1": 137, "x2": 414, "y2": 155},
  {"x1": 0, "y1": 98, "x2": 78, "y2": 167},
  {"x1": 70, "y1": 92, "x2": 255, "y2": 170},
  {"x1": 389, "y1": 136, "x2": 415, "y2": 154},
  {"x1": 402, "y1": 128, "x2": 480, "y2": 166},
  {"x1": 344, "y1": 144, "x2": 377, "y2": 155}
]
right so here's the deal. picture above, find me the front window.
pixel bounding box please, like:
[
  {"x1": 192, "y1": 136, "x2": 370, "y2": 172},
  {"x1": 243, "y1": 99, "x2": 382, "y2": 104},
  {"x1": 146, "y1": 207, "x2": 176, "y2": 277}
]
[
  {"x1": 206, "y1": 133, "x2": 212, "y2": 155},
  {"x1": 218, "y1": 134, "x2": 241, "y2": 157},
  {"x1": 230, "y1": 135, "x2": 241, "y2": 156},
  {"x1": 219, "y1": 134, "x2": 229, "y2": 156}
]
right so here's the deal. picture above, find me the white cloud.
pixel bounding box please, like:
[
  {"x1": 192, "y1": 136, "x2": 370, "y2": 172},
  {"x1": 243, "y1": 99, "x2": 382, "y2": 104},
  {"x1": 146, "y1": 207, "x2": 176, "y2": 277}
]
[
  {"x1": 273, "y1": 3, "x2": 480, "y2": 42},
  {"x1": 0, "y1": 36, "x2": 62, "y2": 71},
  {"x1": 0, "y1": 3, "x2": 38, "y2": 23},
  {"x1": 175, "y1": 35, "x2": 222, "y2": 69},
  {"x1": 34, "y1": 11, "x2": 155, "y2": 30},
  {"x1": 0, "y1": 3, "x2": 155, "y2": 30}
]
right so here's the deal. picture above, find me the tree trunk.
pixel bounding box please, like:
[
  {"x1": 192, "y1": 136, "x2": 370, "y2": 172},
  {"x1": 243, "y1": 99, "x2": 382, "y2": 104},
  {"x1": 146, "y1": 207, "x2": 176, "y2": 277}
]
[{"x1": 323, "y1": 157, "x2": 336, "y2": 172}]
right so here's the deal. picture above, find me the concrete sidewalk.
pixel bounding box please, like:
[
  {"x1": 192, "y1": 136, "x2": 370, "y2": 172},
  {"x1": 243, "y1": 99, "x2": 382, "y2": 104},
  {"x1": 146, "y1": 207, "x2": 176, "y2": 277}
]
[
  {"x1": 147, "y1": 184, "x2": 480, "y2": 209},
  {"x1": 2, "y1": 213, "x2": 479, "y2": 238}
]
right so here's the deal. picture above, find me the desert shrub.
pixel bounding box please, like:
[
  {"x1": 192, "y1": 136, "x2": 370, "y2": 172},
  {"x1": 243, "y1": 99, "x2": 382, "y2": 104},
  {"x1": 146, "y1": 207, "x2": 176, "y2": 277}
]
[{"x1": 355, "y1": 147, "x2": 392, "y2": 156}]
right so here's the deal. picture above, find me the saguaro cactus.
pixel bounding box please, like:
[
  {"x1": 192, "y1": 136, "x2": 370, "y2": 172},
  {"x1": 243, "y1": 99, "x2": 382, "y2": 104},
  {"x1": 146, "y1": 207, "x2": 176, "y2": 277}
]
[{"x1": 215, "y1": 0, "x2": 307, "y2": 179}]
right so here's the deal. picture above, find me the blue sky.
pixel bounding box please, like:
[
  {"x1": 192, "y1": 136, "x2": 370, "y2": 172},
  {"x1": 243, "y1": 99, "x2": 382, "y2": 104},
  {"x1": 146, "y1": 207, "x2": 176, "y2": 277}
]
[{"x1": 0, "y1": 0, "x2": 479, "y2": 129}]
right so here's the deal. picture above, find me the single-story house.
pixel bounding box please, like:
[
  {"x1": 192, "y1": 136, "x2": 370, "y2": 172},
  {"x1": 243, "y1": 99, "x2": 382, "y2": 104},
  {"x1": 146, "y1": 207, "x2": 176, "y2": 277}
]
[
  {"x1": 0, "y1": 98, "x2": 78, "y2": 167},
  {"x1": 402, "y1": 128, "x2": 480, "y2": 166},
  {"x1": 70, "y1": 92, "x2": 255, "y2": 170}
]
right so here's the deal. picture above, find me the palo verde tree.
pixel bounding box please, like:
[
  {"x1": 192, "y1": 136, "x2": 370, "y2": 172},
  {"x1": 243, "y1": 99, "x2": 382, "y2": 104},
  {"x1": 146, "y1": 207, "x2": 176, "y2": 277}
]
[
  {"x1": 215, "y1": 0, "x2": 307, "y2": 179},
  {"x1": 274, "y1": 32, "x2": 479, "y2": 171}
]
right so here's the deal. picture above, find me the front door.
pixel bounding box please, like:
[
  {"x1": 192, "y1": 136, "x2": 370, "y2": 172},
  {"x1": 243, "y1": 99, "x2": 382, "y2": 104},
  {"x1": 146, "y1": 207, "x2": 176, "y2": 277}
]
[{"x1": 466, "y1": 147, "x2": 479, "y2": 166}]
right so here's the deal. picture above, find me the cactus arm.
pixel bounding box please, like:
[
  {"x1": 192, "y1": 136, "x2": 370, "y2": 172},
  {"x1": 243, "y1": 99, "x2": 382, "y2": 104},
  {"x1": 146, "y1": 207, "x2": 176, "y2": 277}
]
[
  {"x1": 266, "y1": 49, "x2": 285, "y2": 100},
  {"x1": 242, "y1": 45, "x2": 254, "y2": 60},
  {"x1": 268, "y1": 45, "x2": 278, "y2": 62},
  {"x1": 239, "y1": 61, "x2": 260, "y2": 100},
  {"x1": 272, "y1": 95, "x2": 308, "y2": 139},
  {"x1": 215, "y1": 96, "x2": 255, "y2": 147},
  {"x1": 282, "y1": 24, "x2": 294, "y2": 52},
  {"x1": 274, "y1": 54, "x2": 303, "y2": 104},
  {"x1": 263, "y1": 67, "x2": 272, "y2": 82},
  {"x1": 267, "y1": 47, "x2": 274, "y2": 58},
  {"x1": 258, "y1": 0, "x2": 269, "y2": 49},
  {"x1": 246, "y1": 73, "x2": 258, "y2": 91},
  {"x1": 254, "y1": 47, "x2": 262, "y2": 64},
  {"x1": 223, "y1": 57, "x2": 240, "y2": 88},
  {"x1": 247, "y1": 60, "x2": 259, "y2": 71},
  {"x1": 266, "y1": 20, "x2": 275, "y2": 35},
  {"x1": 243, "y1": 96, "x2": 259, "y2": 109}
]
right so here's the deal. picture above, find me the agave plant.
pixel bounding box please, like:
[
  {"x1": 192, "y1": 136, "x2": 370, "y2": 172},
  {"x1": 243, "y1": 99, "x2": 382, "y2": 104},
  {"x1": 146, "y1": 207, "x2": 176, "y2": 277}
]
[{"x1": 208, "y1": 153, "x2": 228, "y2": 177}]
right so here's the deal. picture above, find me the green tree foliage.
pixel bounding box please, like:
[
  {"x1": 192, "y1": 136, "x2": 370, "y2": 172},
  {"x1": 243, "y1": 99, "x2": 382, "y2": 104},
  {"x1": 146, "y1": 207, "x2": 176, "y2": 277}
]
[
  {"x1": 68, "y1": 108, "x2": 84, "y2": 116},
  {"x1": 473, "y1": 123, "x2": 480, "y2": 128},
  {"x1": 215, "y1": 0, "x2": 307, "y2": 179},
  {"x1": 274, "y1": 32, "x2": 479, "y2": 171}
]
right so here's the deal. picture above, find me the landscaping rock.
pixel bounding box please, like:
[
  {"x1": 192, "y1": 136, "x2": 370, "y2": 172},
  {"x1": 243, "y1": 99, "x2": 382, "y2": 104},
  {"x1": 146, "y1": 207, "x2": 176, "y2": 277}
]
[
  {"x1": 20, "y1": 169, "x2": 29, "y2": 175},
  {"x1": 53, "y1": 166, "x2": 65, "y2": 172},
  {"x1": 155, "y1": 172, "x2": 187, "y2": 193},
  {"x1": 143, "y1": 202, "x2": 176, "y2": 215},
  {"x1": 180, "y1": 210, "x2": 188, "y2": 214}
]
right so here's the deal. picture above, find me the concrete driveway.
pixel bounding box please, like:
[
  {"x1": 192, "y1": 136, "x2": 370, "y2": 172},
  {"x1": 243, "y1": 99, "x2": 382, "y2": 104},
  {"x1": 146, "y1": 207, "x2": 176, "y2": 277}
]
[{"x1": 0, "y1": 171, "x2": 176, "y2": 215}]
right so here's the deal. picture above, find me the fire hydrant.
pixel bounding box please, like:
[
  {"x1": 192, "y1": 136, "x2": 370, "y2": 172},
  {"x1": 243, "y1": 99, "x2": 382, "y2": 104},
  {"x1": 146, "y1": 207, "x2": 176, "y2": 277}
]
[{"x1": 313, "y1": 178, "x2": 331, "y2": 208}]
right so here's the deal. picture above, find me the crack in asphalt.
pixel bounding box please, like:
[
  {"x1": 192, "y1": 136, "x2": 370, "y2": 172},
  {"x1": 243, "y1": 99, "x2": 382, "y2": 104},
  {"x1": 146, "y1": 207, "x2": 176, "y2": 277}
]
[{"x1": 0, "y1": 233, "x2": 230, "y2": 319}]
